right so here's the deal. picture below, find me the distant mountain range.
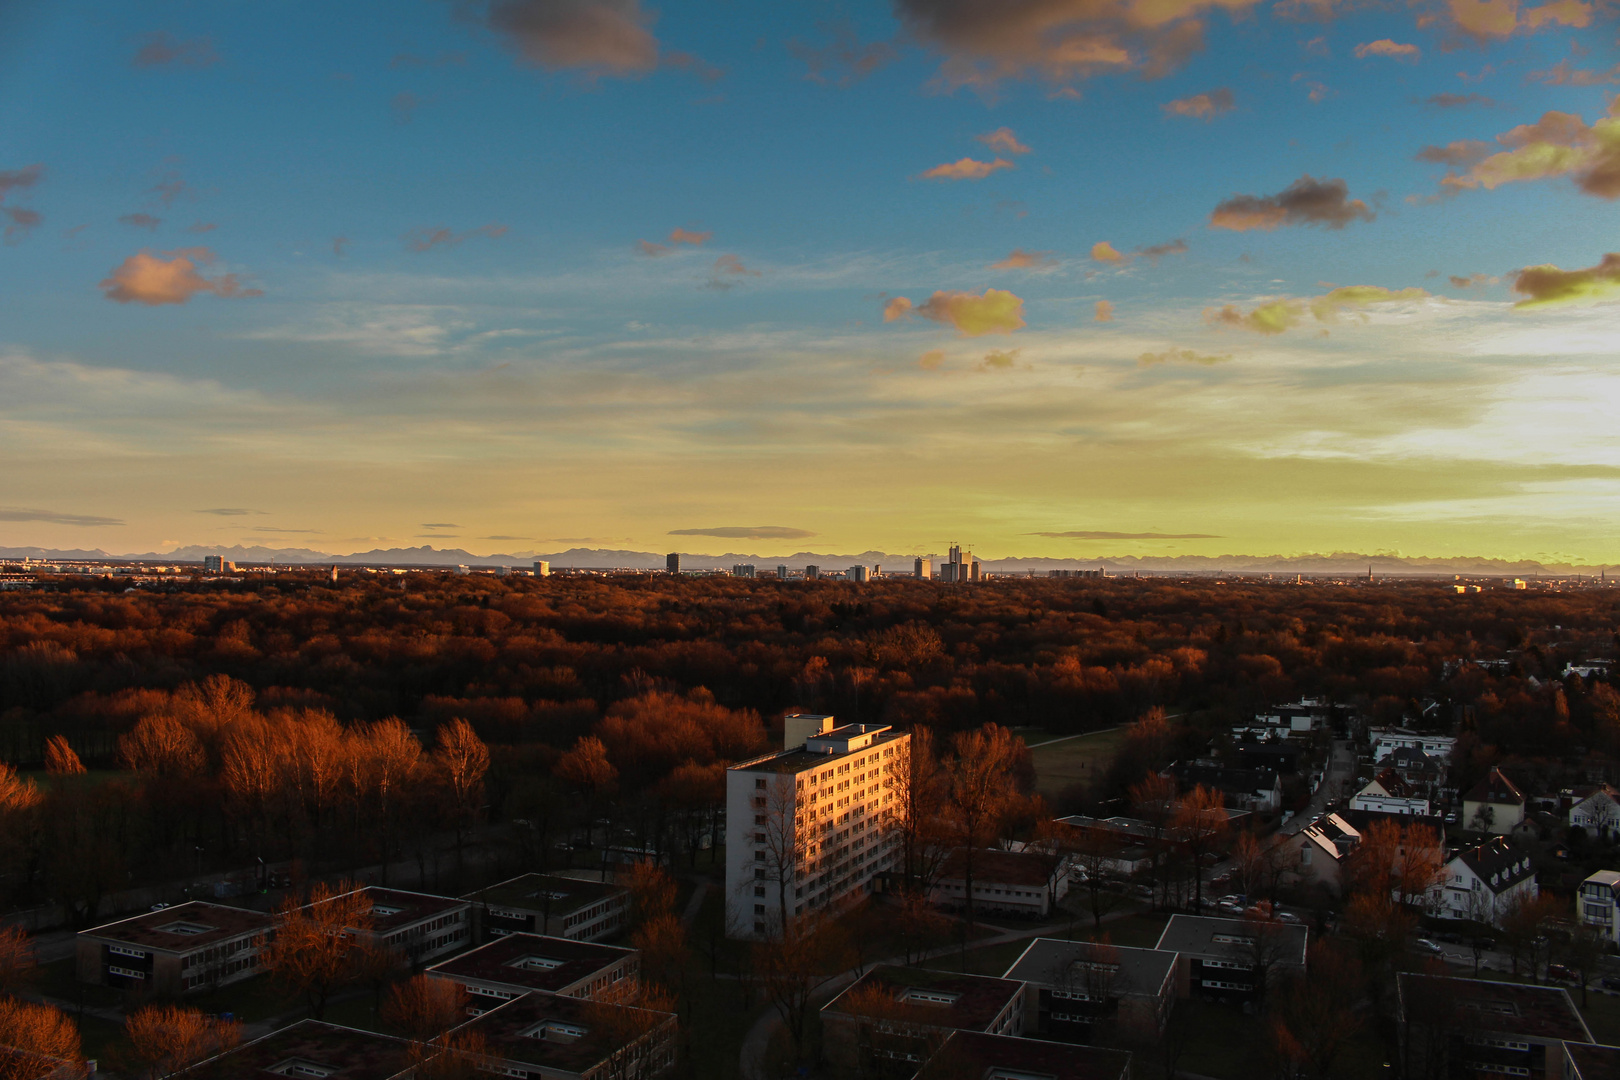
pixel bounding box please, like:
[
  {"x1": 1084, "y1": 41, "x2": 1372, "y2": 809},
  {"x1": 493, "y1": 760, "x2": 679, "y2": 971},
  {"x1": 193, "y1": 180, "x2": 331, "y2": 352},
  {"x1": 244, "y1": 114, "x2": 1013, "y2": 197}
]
[{"x1": 0, "y1": 543, "x2": 1610, "y2": 576}]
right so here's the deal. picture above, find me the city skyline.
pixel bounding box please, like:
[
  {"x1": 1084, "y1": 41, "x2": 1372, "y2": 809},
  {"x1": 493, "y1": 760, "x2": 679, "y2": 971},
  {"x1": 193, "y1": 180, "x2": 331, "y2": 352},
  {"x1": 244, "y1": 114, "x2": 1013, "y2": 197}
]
[{"x1": 3, "y1": 2, "x2": 1619, "y2": 562}]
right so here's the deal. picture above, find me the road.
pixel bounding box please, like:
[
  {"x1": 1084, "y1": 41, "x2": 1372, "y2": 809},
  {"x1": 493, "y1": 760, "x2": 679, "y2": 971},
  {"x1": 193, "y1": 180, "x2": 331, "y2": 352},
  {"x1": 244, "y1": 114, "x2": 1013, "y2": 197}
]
[{"x1": 1280, "y1": 739, "x2": 1356, "y2": 836}]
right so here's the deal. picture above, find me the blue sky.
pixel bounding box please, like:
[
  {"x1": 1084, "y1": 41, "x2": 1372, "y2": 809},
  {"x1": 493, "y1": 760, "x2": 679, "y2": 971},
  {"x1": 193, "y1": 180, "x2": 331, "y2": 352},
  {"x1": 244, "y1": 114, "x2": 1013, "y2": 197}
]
[{"x1": 2, "y1": 0, "x2": 1619, "y2": 561}]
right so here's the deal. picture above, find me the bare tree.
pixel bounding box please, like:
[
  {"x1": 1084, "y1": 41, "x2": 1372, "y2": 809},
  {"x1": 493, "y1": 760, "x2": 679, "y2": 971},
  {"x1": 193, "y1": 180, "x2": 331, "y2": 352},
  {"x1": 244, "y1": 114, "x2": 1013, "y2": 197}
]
[
  {"x1": 257, "y1": 881, "x2": 375, "y2": 1019},
  {"x1": 0, "y1": 926, "x2": 36, "y2": 998},
  {"x1": 1171, "y1": 785, "x2": 1228, "y2": 913},
  {"x1": 382, "y1": 976, "x2": 468, "y2": 1039},
  {"x1": 123, "y1": 1005, "x2": 240, "y2": 1080},
  {"x1": 943, "y1": 724, "x2": 1023, "y2": 934},
  {"x1": 42, "y1": 737, "x2": 85, "y2": 776},
  {"x1": 752, "y1": 914, "x2": 854, "y2": 1059},
  {"x1": 433, "y1": 720, "x2": 489, "y2": 878}
]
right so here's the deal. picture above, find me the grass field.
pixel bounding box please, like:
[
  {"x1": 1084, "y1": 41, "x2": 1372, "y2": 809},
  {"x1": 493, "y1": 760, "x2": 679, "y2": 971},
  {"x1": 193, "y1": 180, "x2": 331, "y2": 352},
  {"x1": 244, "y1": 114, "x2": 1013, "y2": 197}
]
[{"x1": 1024, "y1": 727, "x2": 1127, "y2": 799}]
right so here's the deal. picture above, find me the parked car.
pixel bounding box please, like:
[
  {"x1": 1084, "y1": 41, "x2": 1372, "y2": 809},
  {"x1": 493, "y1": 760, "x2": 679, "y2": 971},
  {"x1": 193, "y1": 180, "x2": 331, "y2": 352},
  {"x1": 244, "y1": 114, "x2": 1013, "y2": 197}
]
[
  {"x1": 1546, "y1": 964, "x2": 1579, "y2": 984},
  {"x1": 1276, "y1": 911, "x2": 1303, "y2": 924},
  {"x1": 1412, "y1": 938, "x2": 1444, "y2": 956},
  {"x1": 1599, "y1": 975, "x2": 1620, "y2": 991},
  {"x1": 1444, "y1": 811, "x2": 1458, "y2": 824}
]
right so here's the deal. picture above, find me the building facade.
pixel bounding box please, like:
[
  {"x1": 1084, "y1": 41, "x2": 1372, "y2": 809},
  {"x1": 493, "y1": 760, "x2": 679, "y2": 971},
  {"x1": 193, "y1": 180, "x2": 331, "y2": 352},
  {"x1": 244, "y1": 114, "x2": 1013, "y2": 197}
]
[
  {"x1": 463, "y1": 874, "x2": 629, "y2": 944},
  {"x1": 1577, "y1": 870, "x2": 1620, "y2": 944},
  {"x1": 725, "y1": 722, "x2": 909, "y2": 939},
  {"x1": 76, "y1": 902, "x2": 274, "y2": 996}
]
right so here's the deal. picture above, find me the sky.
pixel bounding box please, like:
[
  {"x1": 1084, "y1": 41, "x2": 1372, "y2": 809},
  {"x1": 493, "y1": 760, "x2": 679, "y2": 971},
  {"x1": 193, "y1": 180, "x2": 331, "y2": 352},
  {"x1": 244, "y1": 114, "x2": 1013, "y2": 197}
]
[{"x1": 2, "y1": 0, "x2": 1619, "y2": 563}]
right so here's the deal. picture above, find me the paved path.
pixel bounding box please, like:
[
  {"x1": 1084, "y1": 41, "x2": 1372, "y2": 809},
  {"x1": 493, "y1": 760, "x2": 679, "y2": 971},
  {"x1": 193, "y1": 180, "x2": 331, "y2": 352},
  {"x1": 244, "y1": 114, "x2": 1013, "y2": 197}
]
[
  {"x1": 737, "y1": 905, "x2": 1145, "y2": 1080},
  {"x1": 679, "y1": 880, "x2": 710, "y2": 927},
  {"x1": 1023, "y1": 726, "x2": 1122, "y2": 749}
]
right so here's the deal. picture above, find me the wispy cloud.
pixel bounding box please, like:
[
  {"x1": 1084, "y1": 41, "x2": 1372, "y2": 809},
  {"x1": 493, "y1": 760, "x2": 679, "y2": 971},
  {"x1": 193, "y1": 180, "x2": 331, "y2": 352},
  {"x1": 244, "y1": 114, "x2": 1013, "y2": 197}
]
[
  {"x1": 197, "y1": 508, "x2": 266, "y2": 516},
  {"x1": 788, "y1": 20, "x2": 897, "y2": 86},
  {"x1": 132, "y1": 32, "x2": 219, "y2": 69},
  {"x1": 1030, "y1": 530, "x2": 1221, "y2": 539},
  {"x1": 918, "y1": 157, "x2": 1014, "y2": 181},
  {"x1": 669, "y1": 526, "x2": 816, "y2": 539},
  {"x1": 0, "y1": 507, "x2": 124, "y2": 527},
  {"x1": 1209, "y1": 175, "x2": 1374, "y2": 231},
  {"x1": 404, "y1": 224, "x2": 509, "y2": 252},
  {"x1": 1162, "y1": 88, "x2": 1234, "y2": 120}
]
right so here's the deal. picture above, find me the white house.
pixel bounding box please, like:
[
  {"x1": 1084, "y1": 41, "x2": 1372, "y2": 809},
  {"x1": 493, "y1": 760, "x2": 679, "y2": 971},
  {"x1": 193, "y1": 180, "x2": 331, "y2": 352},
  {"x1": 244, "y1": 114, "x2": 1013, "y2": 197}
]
[
  {"x1": 1577, "y1": 870, "x2": 1620, "y2": 944},
  {"x1": 1428, "y1": 836, "x2": 1538, "y2": 926},
  {"x1": 1369, "y1": 729, "x2": 1455, "y2": 763},
  {"x1": 1350, "y1": 768, "x2": 1431, "y2": 817},
  {"x1": 1569, "y1": 786, "x2": 1620, "y2": 842},
  {"x1": 1461, "y1": 768, "x2": 1526, "y2": 835}
]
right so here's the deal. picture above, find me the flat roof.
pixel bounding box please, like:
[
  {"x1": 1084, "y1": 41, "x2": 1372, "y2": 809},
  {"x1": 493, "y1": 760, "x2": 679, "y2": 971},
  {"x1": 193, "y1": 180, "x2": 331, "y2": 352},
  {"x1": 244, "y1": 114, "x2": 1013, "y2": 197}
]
[
  {"x1": 1397, "y1": 974, "x2": 1593, "y2": 1044},
  {"x1": 345, "y1": 888, "x2": 468, "y2": 933},
  {"x1": 912, "y1": 1032, "x2": 1131, "y2": 1080},
  {"x1": 463, "y1": 992, "x2": 674, "y2": 1073},
  {"x1": 1154, "y1": 915, "x2": 1308, "y2": 967},
  {"x1": 462, "y1": 873, "x2": 626, "y2": 914},
  {"x1": 823, "y1": 966, "x2": 1022, "y2": 1032},
  {"x1": 80, "y1": 902, "x2": 274, "y2": 951},
  {"x1": 1003, "y1": 939, "x2": 1177, "y2": 999},
  {"x1": 1566, "y1": 1042, "x2": 1620, "y2": 1080},
  {"x1": 181, "y1": 1021, "x2": 414, "y2": 1080},
  {"x1": 427, "y1": 933, "x2": 634, "y2": 994},
  {"x1": 731, "y1": 732, "x2": 904, "y2": 775}
]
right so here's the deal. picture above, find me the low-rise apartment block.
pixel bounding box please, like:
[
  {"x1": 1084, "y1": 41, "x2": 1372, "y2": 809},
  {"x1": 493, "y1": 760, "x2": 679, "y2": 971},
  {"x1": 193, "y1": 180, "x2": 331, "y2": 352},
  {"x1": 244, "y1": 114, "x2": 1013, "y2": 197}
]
[
  {"x1": 725, "y1": 718, "x2": 909, "y2": 938},
  {"x1": 1153, "y1": 915, "x2": 1307, "y2": 1002},
  {"x1": 180, "y1": 1021, "x2": 417, "y2": 1080},
  {"x1": 426, "y1": 933, "x2": 639, "y2": 1010},
  {"x1": 821, "y1": 967, "x2": 1025, "y2": 1074},
  {"x1": 910, "y1": 1032, "x2": 1131, "y2": 1080},
  {"x1": 928, "y1": 848, "x2": 1069, "y2": 919},
  {"x1": 345, "y1": 887, "x2": 471, "y2": 967},
  {"x1": 76, "y1": 901, "x2": 274, "y2": 996},
  {"x1": 1398, "y1": 974, "x2": 1592, "y2": 1080},
  {"x1": 459, "y1": 991, "x2": 677, "y2": 1080},
  {"x1": 463, "y1": 874, "x2": 629, "y2": 943},
  {"x1": 1003, "y1": 938, "x2": 1179, "y2": 1044}
]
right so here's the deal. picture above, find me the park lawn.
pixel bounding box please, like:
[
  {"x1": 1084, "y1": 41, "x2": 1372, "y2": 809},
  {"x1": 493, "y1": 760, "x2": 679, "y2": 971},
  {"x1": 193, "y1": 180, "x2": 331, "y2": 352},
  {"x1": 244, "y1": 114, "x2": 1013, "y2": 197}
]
[
  {"x1": 929, "y1": 939, "x2": 1035, "y2": 978},
  {"x1": 184, "y1": 974, "x2": 301, "y2": 1025},
  {"x1": 1055, "y1": 909, "x2": 1169, "y2": 949},
  {"x1": 36, "y1": 958, "x2": 126, "y2": 1010},
  {"x1": 1026, "y1": 728, "x2": 1127, "y2": 799},
  {"x1": 73, "y1": 1013, "x2": 128, "y2": 1069}
]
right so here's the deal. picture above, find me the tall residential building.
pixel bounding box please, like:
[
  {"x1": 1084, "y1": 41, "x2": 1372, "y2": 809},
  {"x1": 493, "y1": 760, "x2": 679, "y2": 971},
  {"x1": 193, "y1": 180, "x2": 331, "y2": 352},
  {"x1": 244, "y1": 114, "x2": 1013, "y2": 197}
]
[
  {"x1": 914, "y1": 557, "x2": 933, "y2": 580},
  {"x1": 533, "y1": 560, "x2": 551, "y2": 577},
  {"x1": 944, "y1": 546, "x2": 975, "y2": 583},
  {"x1": 847, "y1": 565, "x2": 869, "y2": 583},
  {"x1": 725, "y1": 722, "x2": 910, "y2": 939},
  {"x1": 665, "y1": 552, "x2": 680, "y2": 574},
  {"x1": 202, "y1": 555, "x2": 224, "y2": 573},
  {"x1": 733, "y1": 564, "x2": 756, "y2": 578},
  {"x1": 777, "y1": 565, "x2": 789, "y2": 580},
  {"x1": 805, "y1": 565, "x2": 819, "y2": 580}
]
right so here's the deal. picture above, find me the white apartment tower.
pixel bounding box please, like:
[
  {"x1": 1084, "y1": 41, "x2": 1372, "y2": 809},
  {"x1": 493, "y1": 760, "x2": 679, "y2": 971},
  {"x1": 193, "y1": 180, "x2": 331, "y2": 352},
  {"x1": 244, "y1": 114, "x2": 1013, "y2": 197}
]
[{"x1": 725, "y1": 716, "x2": 910, "y2": 939}]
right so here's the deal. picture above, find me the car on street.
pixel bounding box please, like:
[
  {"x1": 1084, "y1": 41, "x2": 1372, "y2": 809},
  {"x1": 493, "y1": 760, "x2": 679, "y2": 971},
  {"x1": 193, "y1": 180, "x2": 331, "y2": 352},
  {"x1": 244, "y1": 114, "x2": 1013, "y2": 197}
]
[
  {"x1": 1546, "y1": 964, "x2": 1579, "y2": 984},
  {"x1": 1412, "y1": 938, "x2": 1443, "y2": 956},
  {"x1": 1276, "y1": 911, "x2": 1303, "y2": 924}
]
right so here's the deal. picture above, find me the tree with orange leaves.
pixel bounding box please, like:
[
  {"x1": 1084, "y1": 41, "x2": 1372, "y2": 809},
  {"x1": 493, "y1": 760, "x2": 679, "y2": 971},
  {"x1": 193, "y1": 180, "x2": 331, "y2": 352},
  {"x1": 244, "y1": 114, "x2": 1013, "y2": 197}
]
[
  {"x1": 943, "y1": 724, "x2": 1024, "y2": 932},
  {"x1": 1127, "y1": 771, "x2": 1176, "y2": 908},
  {"x1": 1170, "y1": 784, "x2": 1228, "y2": 913},
  {"x1": 0, "y1": 999, "x2": 80, "y2": 1072},
  {"x1": 123, "y1": 1004, "x2": 240, "y2": 1080},
  {"x1": 257, "y1": 881, "x2": 374, "y2": 1019},
  {"x1": 433, "y1": 719, "x2": 489, "y2": 875},
  {"x1": 381, "y1": 976, "x2": 468, "y2": 1040},
  {"x1": 41, "y1": 737, "x2": 84, "y2": 776}
]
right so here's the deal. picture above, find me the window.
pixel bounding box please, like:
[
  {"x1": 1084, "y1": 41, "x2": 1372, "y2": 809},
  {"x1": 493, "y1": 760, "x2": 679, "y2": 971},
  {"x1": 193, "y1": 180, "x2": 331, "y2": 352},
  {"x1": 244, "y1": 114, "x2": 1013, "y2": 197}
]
[
  {"x1": 755, "y1": 778, "x2": 767, "y2": 789},
  {"x1": 904, "y1": 989, "x2": 960, "y2": 1006},
  {"x1": 509, "y1": 956, "x2": 563, "y2": 971},
  {"x1": 523, "y1": 1021, "x2": 587, "y2": 1042},
  {"x1": 754, "y1": 904, "x2": 766, "y2": 914},
  {"x1": 159, "y1": 922, "x2": 215, "y2": 936},
  {"x1": 268, "y1": 1061, "x2": 335, "y2": 1078},
  {"x1": 754, "y1": 887, "x2": 766, "y2": 897}
]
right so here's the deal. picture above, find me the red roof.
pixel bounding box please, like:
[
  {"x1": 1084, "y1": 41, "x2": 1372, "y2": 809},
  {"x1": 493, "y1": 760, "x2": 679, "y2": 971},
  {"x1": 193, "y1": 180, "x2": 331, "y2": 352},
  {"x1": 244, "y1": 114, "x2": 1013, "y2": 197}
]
[{"x1": 1464, "y1": 767, "x2": 1524, "y2": 806}]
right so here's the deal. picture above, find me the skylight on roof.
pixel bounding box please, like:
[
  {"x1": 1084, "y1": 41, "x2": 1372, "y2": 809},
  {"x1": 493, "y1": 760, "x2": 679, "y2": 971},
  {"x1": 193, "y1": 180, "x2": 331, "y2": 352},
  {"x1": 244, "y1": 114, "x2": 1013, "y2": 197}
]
[
  {"x1": 269, "y1": 1059, "x2": 335, "y2": 1078},
  {"x1": 159, "y1": 922, "x2": 214, "y2": 936},
  {"x1": 522, "y1": 1021, "x2": 587, "y2": 1042},
  {"x1": 510, "y1": 956, "x2": 564, "y2": 971}
]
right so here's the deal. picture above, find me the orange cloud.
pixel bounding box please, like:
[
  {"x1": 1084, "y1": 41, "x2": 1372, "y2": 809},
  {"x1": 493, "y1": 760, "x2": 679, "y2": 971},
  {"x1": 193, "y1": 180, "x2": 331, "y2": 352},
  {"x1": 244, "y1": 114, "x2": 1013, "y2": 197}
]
[
  {"x1": 1512, "y1": 252, "x2": 1620, "y2": 308},
  {"x1": 976, "y1": 127, "x2": 1032, "y2": 154},
  {"x1": 485, "y1": 0, "x2": 660, "y2": 77},
  {"x1": 1438, "y1": 108, "x2": 1620, "y2": 199},
  {"x1": 991, "y1": 248, "x2": 1058, "y2": 270},
  {"x1": 1137, "y1": 238, "x2": 1188, "y2": 261},
  {"x1": 918, "y1": 157, "x2": 1015, "y2": 180},
  {"x1": 3, "y1": 207, "x2": 40, "y2": 244},
  {"x1": 980, "y1": 348, "x2": 1021, "y2": 370},
  {"x1": 1139, "y1": 348, "x2": 1229, "y2": 365},
  {"x1": 895, "y1": 0, "x2": 1250, "y2": 90},
  {"x1": 914, "y1": 288, "x2": 1026, "y2": 335},
  {"x1": 788, "y1": 20, "x2": 898, "y2": 86},
  {"x1": 706, "y1": 254, "x2": 759, "y2": 289},
  {"x1": 1529, "y1": 60, "x2": 1620, "y2": 86},
  {"x1": 1416, "y1": 140, "x2": 1493, "y2": 166},
  {"x1": 1209, "y1": 175, "x2": 1374, "y2": 230},
  {"x1": 1094, "y1": 300, "x2": 1114, "y2": 322},
  {"x1": 669, "y1": 227, "x2": 711, "y2": 245},
  {"x1": 1204, "y1": 285, "x2": 1428, "y2": 334},
  {"x1": 883, "y1": 297, "x2": 914, "y2": 322},
  {"x1": 1444, "y1": 0, "x2": 1520, "y2": 38},
  {"x1": 1353, "y1": 39, "x2": 1421, "y2": 61},
  {"x1": 120, "y1": 213, "x2": 162, "y2": 230},
  {"x1": 1162, "y1": 87, "x2": 1234, "y2": 120},
  {"x1": 1524, "y1": 0, "x2": 1591, "y2": 27},
  {"x1": 918, "y1": 349, "x2": 946, "y2": 370},
  {"x1": 1091, "y1": 241, "x2": 1127, "y2": 263},
  {"x1": 637, "y1": 239, "x2": 670, "y2": 256},
  {"x1": 100, "y1": 248, "x2": 262, "y2": 305}
]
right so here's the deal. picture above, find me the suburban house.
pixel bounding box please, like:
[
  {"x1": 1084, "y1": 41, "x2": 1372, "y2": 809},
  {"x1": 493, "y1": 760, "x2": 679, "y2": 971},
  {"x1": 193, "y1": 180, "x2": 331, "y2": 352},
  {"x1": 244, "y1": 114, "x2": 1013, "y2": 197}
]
[
  {"x1": 1002, "y1": 939, "x2": 1179, "y2": 1044},
  {"x1": 1397, "y1": 974, "x2": 1593, "y2": 1080},
  {"x1": 1153, "y1": 915, "x2": 1307, "y2": 1003},
  {"x1": 1577, "y1": 870, "x2": 1620, "y2": 944},
  {"x1": 1369, "y1": 728, "x2": 1455, "y2": 763},
  {"x1": 75, "y1": 901, "x2": 274, "y2": 996},
  {"x1": 342, "y1": 887, "x2": 471, "y2": 968},
  {"x1": 820, "y1": 967, "x2": 1025, "y2": 1074},
  {"x1": 179, "y1": 1021, "x2": 417, "y2": 1080},
  {"x1": 928, "y1": 848, "x2": 1069, "y2": 919},
  {"x1": 1254, "y1": 699, "x2": 1330, "y2": 733},
  {"x1": 1569, "y1": 786, "x2": 1620, "y2": 841},
  {"x1": 426, "y1": 933, "x2": 639, "y2": 1010},
  {"x1": 1350, "y1": 768, "x2": 1431, "y2": 816},
  {"x1": 461, "y1": 991, "x2": 678, "y2": 1080},
  {"x1": 1278, "y1": 812, "x2": 1361, "y2": 896},
  {"x1": 1462, "y1": 768, "x2": 1526, "y2": 835},
  {"x1": 909, "y1": 1032, "x2": 1132, "y2": 1080},
  {"x1": 1428, "y1": 836, "x2": 1538, "y2": 925},
  {"x1": 462, "y1": 874, "x2": 630, "y2": 944},
  {"x1": 1382, "y1": 747, "x2": 1443, "y2": 790}
]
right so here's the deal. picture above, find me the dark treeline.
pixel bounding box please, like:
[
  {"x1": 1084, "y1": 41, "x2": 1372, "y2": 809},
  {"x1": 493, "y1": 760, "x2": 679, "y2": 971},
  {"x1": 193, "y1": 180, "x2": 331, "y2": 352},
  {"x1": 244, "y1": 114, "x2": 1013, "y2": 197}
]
[{"x1": 1, "y1": 571, "x2": 1617, "y2": 919}]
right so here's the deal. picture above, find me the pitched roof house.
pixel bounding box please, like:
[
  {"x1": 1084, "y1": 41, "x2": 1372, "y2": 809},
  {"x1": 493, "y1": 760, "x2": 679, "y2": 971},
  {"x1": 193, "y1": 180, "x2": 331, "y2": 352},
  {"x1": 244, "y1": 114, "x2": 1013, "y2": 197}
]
[
  {"x1": 1429, "y1": 835, "x2": 1538, "y2": 926},
  {"x1": 1462, "y1": 768, "x2": 1526, "y2": 835}
]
